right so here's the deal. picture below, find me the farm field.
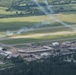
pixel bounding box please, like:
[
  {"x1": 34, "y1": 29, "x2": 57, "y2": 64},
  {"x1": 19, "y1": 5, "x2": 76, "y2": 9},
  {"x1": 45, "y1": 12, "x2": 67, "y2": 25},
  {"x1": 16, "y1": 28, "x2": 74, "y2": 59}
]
[
  {"x1": 0, "y1": 11, "x2": 76, "y2": 44},
  {"x1": 0, "y1": 3, "x2": 76, "y2": 44},
  {"x1": 0, "y1": 32, "x2": 76, "y2": 44},
  {"x1": 0, "y1": 11, "x2": 76, "y2": 32}
]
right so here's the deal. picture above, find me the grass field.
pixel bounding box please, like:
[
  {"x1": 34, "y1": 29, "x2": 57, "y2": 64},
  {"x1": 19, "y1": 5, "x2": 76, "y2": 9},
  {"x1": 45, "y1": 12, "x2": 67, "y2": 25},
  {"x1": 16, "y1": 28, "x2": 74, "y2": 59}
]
[
  {"x1": 0, "y1": 7, "x2": 16, "y2": 18},
  {"x1": 0, "y1": 5, "x2": 76, "y2": 44},
  {"x1": 0, "y1": 33, "x2": 76, "y2": 44},
  {"x1": 0, "y1": 12, "x2": 76, "y2": 32},
  {"x1": 0, "y1": 7, "x2": 15, "y2": 15}
]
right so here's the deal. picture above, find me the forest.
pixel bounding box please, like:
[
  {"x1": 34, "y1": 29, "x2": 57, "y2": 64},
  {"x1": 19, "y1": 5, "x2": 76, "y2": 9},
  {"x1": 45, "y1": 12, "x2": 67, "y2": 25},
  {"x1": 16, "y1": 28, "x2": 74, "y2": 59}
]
[{"x1": 0, "y1": 54, "x2": 76, "y2": 75}]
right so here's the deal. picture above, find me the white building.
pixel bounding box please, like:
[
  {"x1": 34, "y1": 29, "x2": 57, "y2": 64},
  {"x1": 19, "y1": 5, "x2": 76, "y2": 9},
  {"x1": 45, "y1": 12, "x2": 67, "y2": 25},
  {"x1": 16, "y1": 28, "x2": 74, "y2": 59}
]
[
  {"x1": 18, "y1": 50, "x2": 25, "y2": 53},
  {"x1": 4, "y1": 51, "x2": 12, "y2": 55},
  {"x1": 41, "y1": 52, "x2": 50, "y2": 57},
  {"x1": 52, "y1": 42, "x2": 59, "y2": 46},
  {"x1": 0, "y1": 47, "x2": 3, "y2": 51}
]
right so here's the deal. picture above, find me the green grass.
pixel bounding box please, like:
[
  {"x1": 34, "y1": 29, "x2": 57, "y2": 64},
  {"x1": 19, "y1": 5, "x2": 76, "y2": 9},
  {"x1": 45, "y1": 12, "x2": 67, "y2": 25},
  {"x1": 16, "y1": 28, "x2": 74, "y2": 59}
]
[
  {"x1": 0, "y1": 3, "x2": 76, "y2": 17},
  {"x1": 0, "y1": 12, "x2": 76, "y2": 32},
  {"x1": 0, "y1": 33, "x2": 76, "y2": 44},
  {"x1": 0, "y1": 7, "x2": 16, "y2": 18},
  {"x1": 0, "y1": 7, "x2": 25, "y2": 18},
  {"x1": 0, "y1": 0, "x2": 75, "y2": 7},
  {"x1": 0, "y1": 5, "x2": 76, "y2": 44},
  {"x1": 0, "y1": 22, "x2": 36, "y2": 31},
  {"x1": 17, "y1": 27, "x2": 70, "y2": 35},
  {"x1": 0, "y1": 7, "x2": 15, "y2": 15}
]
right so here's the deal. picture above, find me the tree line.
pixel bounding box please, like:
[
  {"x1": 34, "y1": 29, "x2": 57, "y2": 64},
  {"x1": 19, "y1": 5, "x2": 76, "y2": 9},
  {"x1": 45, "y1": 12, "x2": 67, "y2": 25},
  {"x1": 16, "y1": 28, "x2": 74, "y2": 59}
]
[{"x1": 0, "y1": 53, "x2": 76, "y2": 75}]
